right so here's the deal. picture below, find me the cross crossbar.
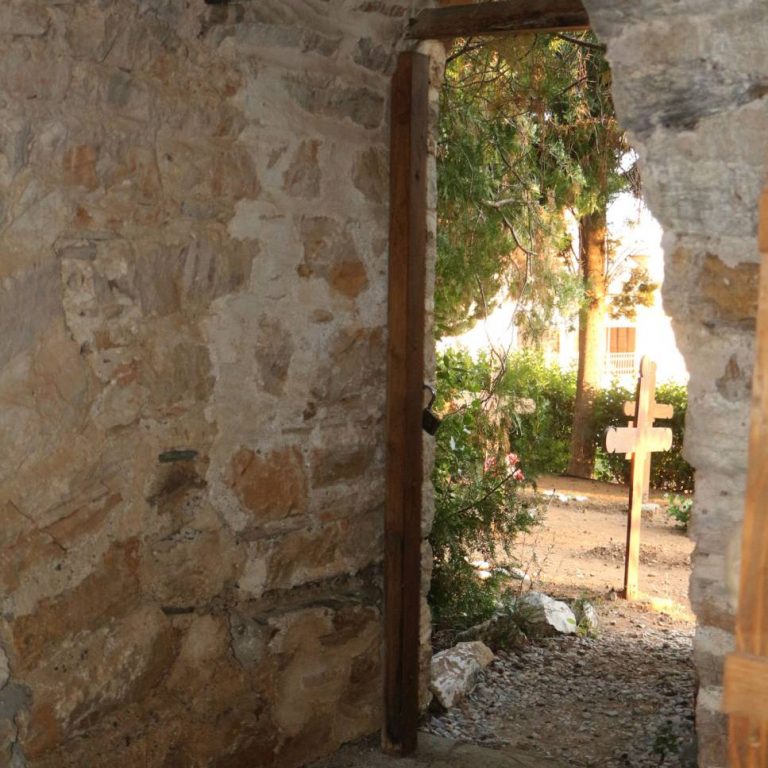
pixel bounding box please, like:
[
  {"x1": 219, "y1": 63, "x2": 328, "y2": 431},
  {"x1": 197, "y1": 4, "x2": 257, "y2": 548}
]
[
  {"x1": 605, "y1": 425, "x2": 673, "y2": 456},
  {"x1": 623, "y1": 401, "x2": 674, "y2": 420}
]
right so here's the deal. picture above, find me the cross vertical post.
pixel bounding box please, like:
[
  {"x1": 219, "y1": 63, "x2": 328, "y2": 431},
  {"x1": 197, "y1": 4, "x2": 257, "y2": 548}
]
[{"x1": 605, "y1": 357, "x2": 673, "y2": 600}]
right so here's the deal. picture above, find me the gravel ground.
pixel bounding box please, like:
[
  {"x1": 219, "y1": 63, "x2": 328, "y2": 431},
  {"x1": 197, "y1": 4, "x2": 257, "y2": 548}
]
[{"x1": 423, "y1": 603, "x2": 697, "y2": 768}]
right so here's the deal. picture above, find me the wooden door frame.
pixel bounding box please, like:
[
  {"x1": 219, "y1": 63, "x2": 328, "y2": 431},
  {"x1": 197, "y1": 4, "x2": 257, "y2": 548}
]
[
  {"x1": 723, "y1": 190, "x2": 768, "y2": 767},
  {"x1": 387, "y1": 4, "x2": 768, "y2": 764},
  {"x1": 384, "y1": 49, "x2": 430, "y2": 756},
  {"x1": 384, "y1": 0, "x2": 589, "y2": 756}
]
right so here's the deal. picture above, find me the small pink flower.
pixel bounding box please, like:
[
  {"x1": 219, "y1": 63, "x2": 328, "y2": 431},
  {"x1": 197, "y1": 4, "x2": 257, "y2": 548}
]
[
  {"x1": 483, "y1": 456, "x2": 497, "y2": 473},
  {"x1": 513, "y1": 468, "x2": 525, "y2": 481},
  {"x1": 506, "y1": 452, "x2": 520, "y2": 467}
]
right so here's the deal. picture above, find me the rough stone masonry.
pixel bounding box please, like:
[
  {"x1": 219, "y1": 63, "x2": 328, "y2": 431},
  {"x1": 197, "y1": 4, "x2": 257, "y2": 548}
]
[
  {"x1": 0, "y1": 1, "x2": 429, "y2": 765},
  {"x1": 582, "y1": 1, "x2": 768, "y2": 765},
  {"x1": 0, "y1": 1, "x2": 766, "y2": 767}
]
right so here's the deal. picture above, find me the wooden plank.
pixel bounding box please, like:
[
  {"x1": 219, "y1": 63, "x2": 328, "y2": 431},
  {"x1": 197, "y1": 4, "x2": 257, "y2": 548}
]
[
  {"x1": 607, "y1": 426, "x2": 671, "y2": 455},
  {"x1": 383, "y1": 50, "x2": 429, "y2": 757},
  {"x1": 727, "y1": 189, "x2": 768, "y2": 767},
  {"x1": 624, "y1": 449, "x2": 644, "y2": 601},
  {"x1": 625, "y1": 360, "x2": 654, "y2": 600},
  {"x1": 623, "y1": 401, "x2": 673, "y2": 420},
  {"x1": 605, "y1": 426, "x2": 638, "y2": 455},
  {"x1": 605, "y1": 357, "x2": 673, "y2": 599},
  {"x1": 724, "y1": 654, "x2": 768, "y2": 722},
  {"x1": 407, "y1": 0, "x2": 589, "y2": 40}
]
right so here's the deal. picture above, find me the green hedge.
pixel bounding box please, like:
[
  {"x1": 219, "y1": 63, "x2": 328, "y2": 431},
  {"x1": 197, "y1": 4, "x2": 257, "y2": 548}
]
[
  {"x1": 464, "y1": 351, "x2": 693, "y2": 492},
  {"x1": 429, "y1": 350, "x2": 693, "y2": 632},
  {"x1": 593, "y1": 380, "x2": 692, "y2": 491},
  {"x1": 430, "y1": 350, "x2": 539, "y2": 630}
]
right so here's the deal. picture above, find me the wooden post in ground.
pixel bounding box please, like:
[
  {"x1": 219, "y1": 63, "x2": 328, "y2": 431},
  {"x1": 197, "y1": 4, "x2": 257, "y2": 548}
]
[
  {"x1": 605, "y1": 357, "x2": 673, "y2": 599},
  {"x1": 724, "y1": 189, "x2": 768, "y2": 767}
]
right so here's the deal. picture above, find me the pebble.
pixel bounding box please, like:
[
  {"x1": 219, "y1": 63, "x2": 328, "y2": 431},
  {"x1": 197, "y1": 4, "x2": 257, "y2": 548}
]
[{"x1": 423, "y1": 604, "x2": 696, "y2": 767}]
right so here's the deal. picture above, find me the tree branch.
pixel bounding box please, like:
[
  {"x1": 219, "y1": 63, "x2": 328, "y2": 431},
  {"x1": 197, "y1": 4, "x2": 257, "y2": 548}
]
[{"x1": 555, "y1": 33, "x2": 606, "y2": 52}]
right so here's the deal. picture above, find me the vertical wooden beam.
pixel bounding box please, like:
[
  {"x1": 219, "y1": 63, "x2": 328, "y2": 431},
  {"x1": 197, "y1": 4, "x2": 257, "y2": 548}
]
[
  {"x1": 623, "y1": 360, "x2": 656, "y2": 600},
  {"x1": 384, "y1": 50, "x2": 429, "y2": 756},
  {"x1": 725, "y1": 190, "x2": 768, "y2": 767}
]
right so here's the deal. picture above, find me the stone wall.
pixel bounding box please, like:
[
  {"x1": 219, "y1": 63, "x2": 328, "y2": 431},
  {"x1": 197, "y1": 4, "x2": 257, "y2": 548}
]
[
  {"x1": 582, "y1": 1, "x2": 768, "y2": 765},
  {"x1": 0, "y1": 2, "x2": 433, "y2": 766},
  {"x1": 2, "y1": 0, "x2": 765, "y2": 766}
]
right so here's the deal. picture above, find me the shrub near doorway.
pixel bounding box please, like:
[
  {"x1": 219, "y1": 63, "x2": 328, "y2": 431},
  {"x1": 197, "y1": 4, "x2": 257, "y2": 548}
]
[
  {"x1": 429, "y1": 351, "x2": 538, "y2": 632},
  {"x1": 496, "y1": 352, "x2": 693, "y2": 491},
  {"x1": 429, "y1": 350, "x2": 693, "y2": 633},
  {"x1": 592, "y1": 380, "x2": 693, "y2": 492}
]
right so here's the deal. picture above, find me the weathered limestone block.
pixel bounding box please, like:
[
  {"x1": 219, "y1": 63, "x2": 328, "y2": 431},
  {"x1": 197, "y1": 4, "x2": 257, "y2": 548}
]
[
  {"x1": 352, "y1": 146, "x2": 388, "y2": 204},
  {"x1": 298, "y1": 216, "x2": 370, "y2": 299},
  {"x1": 20, "y1": 606, "x2": 177, "y2": 760},
  {"x1": 229, "y1": 445, "x2": 308, "y2": 523},
  {"x1": 268, "y1": 603, "x2": 382, "y2": 753},
  {"x1": 516, "y1": 592, "x2": 578, "y2": 637},
  {"x1": 430, "y1": 641, "x2": 495, "y2": 710}
]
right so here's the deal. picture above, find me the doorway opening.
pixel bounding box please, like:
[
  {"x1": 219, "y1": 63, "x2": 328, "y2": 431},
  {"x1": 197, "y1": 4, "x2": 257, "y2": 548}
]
[{"x1": 417, "y1": 22, "x2": 695, "y2": 768}]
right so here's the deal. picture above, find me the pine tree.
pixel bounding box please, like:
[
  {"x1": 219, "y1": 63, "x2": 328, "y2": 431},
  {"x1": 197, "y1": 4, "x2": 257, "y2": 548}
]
[{"x1": 437, "y1": 32, "x2": 650, "y2": 477}]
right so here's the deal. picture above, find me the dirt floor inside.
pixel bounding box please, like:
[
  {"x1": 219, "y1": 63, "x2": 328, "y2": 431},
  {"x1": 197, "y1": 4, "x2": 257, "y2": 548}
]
[{"x1": 312, "y1": 734, "x2": 563, "y2": 768}]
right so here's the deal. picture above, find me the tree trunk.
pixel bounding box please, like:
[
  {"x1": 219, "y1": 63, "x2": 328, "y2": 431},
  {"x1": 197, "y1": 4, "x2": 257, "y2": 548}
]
[{"x1": 567, "y1": 208, "x2": 608, "y2": 478}]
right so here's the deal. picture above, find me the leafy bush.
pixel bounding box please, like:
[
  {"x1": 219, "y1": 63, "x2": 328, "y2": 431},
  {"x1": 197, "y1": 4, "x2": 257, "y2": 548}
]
[
  {"x1": 429, "y1": 350, "x2": 538, "y2": 631},
  {"x1": 428, "y1": 350, "x2": 693, "y2": 633},
  {"x1": 665, "y1": 493, "x2": 693, "y2": 530},
  {"x1": 498, "y1": 351, "x2": 577, "y2": 478}
]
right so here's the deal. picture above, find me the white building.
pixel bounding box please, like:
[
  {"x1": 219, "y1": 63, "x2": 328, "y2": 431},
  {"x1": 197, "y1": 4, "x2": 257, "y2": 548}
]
[{"x1": 439, "y1": 195, "x2": 690, "y2": 387}]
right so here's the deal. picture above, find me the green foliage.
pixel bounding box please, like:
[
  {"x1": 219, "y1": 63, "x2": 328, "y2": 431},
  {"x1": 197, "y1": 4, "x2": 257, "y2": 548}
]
[
  {"x1": 428, "y1": 350, "x2": 693, "y2": 632},
  {"x1": 610, "y1": 266, "x2": 659, "y2": 320},
  {"x1": 665, "y1": 493, "x2": 693, "y2": 530},
  {"x1": 572, "y1": 597, "x2": 600, "y2": 638},
  {"x1": 498, "y1": 351, "x2": 577, "y2": 477},
  {"x1": 434, "y1": 350, "x2": 692, "y2": 493},
  {"x1": 429, "y1": 350, "x2": 538, "y2": 631},
  {"x1": 436, "y1": 33, "x2": 633, "y2": 338},
  {"x1": 649, "y1": 382, "x2": 692, "y2": 491}
]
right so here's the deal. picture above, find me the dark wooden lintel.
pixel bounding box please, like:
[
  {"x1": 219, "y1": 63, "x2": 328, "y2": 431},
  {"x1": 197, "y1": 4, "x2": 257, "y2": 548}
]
[{"x1": 407, "y1": 0, "x2": 590, "y2": 40}]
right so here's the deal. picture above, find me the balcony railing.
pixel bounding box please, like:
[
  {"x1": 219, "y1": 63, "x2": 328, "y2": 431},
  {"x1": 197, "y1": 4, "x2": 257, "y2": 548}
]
[{"x1": 605, "y1": 352, "x2": 636, "y2": 377}]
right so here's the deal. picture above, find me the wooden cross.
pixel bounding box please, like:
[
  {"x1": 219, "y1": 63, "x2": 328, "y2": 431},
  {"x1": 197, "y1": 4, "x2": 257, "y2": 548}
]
[
  {"x1": 605, "y1": 356, "x2": 673, "y2": 600},
  {"x1": 622, "y1": 385, "x2": 673, "y2": 502}
]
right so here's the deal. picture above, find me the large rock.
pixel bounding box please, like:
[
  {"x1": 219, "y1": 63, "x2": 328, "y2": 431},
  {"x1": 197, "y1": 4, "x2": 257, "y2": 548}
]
[
  {"x1": 455, "y1": 612, "x2": 528, "y2": 652},
  {"x1": 430, "y1": 641, "x2": 494, "y2": 709},
  {"x1": 516, "y1": 592, "x2": 577, "y2": 636}
]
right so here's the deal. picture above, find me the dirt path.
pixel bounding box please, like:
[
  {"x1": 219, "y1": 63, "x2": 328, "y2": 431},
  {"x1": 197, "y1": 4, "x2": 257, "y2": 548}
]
[
  {"x1": 509, "y1": 475, "x2": 693, "y2": 618},
  {"x1": 424, "y1": 476, "x2": 697, "y2": 767},
  {"x1": 424, "y1": 603, "x2": 696, "y2": 767}
]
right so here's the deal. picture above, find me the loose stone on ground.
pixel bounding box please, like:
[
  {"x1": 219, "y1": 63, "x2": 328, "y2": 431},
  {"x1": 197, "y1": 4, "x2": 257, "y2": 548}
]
[
  {"x1": 424, "y1": 601, "x2": 696, "y2": 768},
  {"x1": 430, "y1": 641, "x2": 495, "y2": 709}
]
